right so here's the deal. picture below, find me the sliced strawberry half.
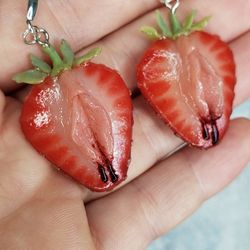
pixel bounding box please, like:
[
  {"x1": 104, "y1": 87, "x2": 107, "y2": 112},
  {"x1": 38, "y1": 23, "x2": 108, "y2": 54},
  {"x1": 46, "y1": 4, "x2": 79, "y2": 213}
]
[
  {"x1": 137, "y1": 29, "x2": 236, "y2": 148},
  {"x1": 13, "y1": 41, "x2": 132, "y2": 192}
]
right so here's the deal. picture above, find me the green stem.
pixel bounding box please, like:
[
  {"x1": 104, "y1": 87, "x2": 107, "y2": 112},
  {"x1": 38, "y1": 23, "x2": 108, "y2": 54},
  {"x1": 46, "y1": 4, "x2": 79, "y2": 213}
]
[
  {"x1": 60, "y1": 39, "x2": 74, "y2": 69},
  {"x1": 141, "y1": 10, "x2": 211, "y2": 40},
  {"x1": 42, "y1": 45, "x2": 64, "y2": 76},
  {"x1": 170, "y1": 12, "x2": 182, "y2": 36},
  {"x1": 73, "y1": 47, "x2": 102, "y2": 66},
  {"x1": 12, "y1": 39, "x2": 102, "y2": 85}
]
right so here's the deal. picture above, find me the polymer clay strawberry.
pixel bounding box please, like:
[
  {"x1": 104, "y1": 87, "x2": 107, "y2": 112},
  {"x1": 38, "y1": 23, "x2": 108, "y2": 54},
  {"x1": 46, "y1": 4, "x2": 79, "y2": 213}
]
[
  {"x1": 13, "y1": 41, "x2": 133, "y2": 192},
  {"x1": 137, "y1": 10, "x2": 236, "y2": 148}
]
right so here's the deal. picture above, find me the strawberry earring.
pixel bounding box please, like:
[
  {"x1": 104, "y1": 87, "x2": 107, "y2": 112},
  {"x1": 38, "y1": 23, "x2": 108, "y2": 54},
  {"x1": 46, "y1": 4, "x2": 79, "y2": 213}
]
[
  {"x1": 13, "y1": 0, "x2": 133, "y2": 192},
  {"x1": 137, "y1": 0, "x2": 236, "y2": 148}
]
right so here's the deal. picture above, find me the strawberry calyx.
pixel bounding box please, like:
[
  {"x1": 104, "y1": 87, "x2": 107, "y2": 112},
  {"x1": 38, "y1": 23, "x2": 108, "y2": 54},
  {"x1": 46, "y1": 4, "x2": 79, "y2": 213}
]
[
  {"x1": 141, "y1": 10, "x2": 210, "y2": 40},
  {"x1": 13, "y1": 40, "x2": 101, "y2": 84}
]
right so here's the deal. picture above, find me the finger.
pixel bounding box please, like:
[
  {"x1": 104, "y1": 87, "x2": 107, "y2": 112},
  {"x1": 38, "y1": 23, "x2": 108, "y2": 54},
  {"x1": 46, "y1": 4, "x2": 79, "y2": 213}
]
[
  {"x1": 0, "y1": 97, "x2": 52, "y2": 218},
  {"x1": 4, "y1": 1, "x2": 250, "y2": 93},
  {"x1": 1, "y1": 0, "x2": 160, "y2": 92},
  {"x1": 86, "y1": 119, "x2": 250, "y2": 250},
  {"x1": 232, "y1": 31, "x2": 250, "y2": 105},
  {"x1": 76, "y1": 3, "x2": 250, "y2": 91},
  {"x1": 0, "y1": 197, "x2": 95, "y2": 249},
  {"x1": 180, "y1": 0, "x2": 250, "y2": 41},
  {"x1": 0, "y1": 95, "x2": 87, "y2": 218},
  {"x1": 13, "y1": 29, "x2": 250, "y2": 104}
]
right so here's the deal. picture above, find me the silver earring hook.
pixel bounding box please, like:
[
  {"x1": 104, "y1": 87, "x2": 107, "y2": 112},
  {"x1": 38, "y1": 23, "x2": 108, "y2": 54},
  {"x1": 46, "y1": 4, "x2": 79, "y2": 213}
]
[
  {"x1": 23, "y1": 0, "x2": 50, "y2": 47},
  {"x1": 27, "y1": 0, "x2": 38, "y2": 21},
  {"x1": 160, "y1": 0, "x2": 180, "y2": 14}
]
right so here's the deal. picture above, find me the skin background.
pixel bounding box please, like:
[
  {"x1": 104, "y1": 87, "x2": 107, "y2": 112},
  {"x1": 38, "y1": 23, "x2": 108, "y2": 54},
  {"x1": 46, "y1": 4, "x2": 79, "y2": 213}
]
[
  {"x1": 0, "y1": 1, "x2": 250, "y2": 249},
  {"x1": 148, "y1": 99, "x2": 250, "y2": 250}
]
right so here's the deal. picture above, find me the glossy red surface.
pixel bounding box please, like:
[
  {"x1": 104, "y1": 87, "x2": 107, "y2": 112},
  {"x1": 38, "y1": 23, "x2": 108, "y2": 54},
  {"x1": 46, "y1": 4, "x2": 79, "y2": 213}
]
[
  {"x1": 137, "y1": 32, "x2": 236, "y2": 148},
  {"x1": 21, "y1": 63, "x2": 133, "y2": 192}
]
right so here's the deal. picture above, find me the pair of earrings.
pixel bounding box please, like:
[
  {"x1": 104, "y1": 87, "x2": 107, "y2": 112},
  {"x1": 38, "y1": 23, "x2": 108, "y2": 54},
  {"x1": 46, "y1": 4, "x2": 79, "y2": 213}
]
[{"x1": 13, "y1": 0, "x2": 236, "y2": 192}]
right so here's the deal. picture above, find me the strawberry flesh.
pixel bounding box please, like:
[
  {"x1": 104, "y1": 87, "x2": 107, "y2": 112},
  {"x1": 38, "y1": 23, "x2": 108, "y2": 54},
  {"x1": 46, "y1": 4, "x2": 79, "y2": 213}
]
[
  {"x1": 137, "y1": 31, "x2": 236, "y2": 148},
  {"x1": 21, "y1": 63, "x2": 132, "y2": 191}
]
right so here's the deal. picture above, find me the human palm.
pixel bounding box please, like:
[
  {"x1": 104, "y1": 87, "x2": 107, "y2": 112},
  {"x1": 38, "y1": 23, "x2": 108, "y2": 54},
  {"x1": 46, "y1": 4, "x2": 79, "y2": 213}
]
[{"x1": 0, "y1": 1, "x2": 250, "y2": 249}]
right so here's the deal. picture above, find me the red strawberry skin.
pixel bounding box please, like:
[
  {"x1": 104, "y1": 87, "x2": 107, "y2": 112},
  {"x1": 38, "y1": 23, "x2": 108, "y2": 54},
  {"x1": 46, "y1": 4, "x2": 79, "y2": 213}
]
[
  {"x1": 21, "y1": 63, "x2": 133, "y2": 192},
  {"x1": 137, "y1": 31, "x2": 236, "y2": 148}
]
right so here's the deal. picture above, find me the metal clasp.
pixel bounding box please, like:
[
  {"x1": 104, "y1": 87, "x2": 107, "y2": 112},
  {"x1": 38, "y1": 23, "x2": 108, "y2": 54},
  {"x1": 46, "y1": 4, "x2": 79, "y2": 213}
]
[
  {"x1": 160, "y1": 0, "x2": 180, "y2": 14},
  {"x1": 23, "y1": 0, "x2": 50, "y2": 47}
]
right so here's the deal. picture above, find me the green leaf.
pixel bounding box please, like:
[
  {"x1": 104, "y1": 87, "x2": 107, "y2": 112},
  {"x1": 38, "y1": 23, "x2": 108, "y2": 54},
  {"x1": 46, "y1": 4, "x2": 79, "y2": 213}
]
[
  {"x1": 156, "y1": 11, "x2": 172, "y2": 37},
  {"x1": 183, "y1": 10, "x2": 196, "y2": 30},
  {"x1": 30, "y1": 54, "x2": 51, "y2": 74},
  {"x1": 42, "y1": 45, "x2": 64, "y2": 76},
  {"x1": 191, "y1": 16, "x2": 211, "y2": 31},
  {"x1": 73, "y1": 47, "x2": 102, "y2": 66},
  {"x1": 170, "y1": 13, "x2": 182, "y2": 35},
  {"x1": 140, "y1": 26, "x2": 161, "y2": 40},
  {"x1": 60, "y1": 39, "x2": 74, "y2": 68},
  {"x1": 12, "y1": 70, "x2": 47, "y2": 84}
]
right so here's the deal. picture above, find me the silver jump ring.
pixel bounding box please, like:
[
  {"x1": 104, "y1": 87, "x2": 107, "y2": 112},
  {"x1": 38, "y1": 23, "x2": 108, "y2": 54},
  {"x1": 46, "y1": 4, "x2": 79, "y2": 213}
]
[
  {"x1": 33, "y1": 26, "x2": 50, "y2": 46},
  {"x1": 23, "y1": 21, "x2": 50, "y2": 46},
  {"x1": 23, "y1": 21, "x2": 37, "y2": 45},
  {"x1": 23, "y1": 0, "x2": 50, "y2": 47},
  {"x1": 160, "y1": 0, "x2": 180, "y2": 14}
]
